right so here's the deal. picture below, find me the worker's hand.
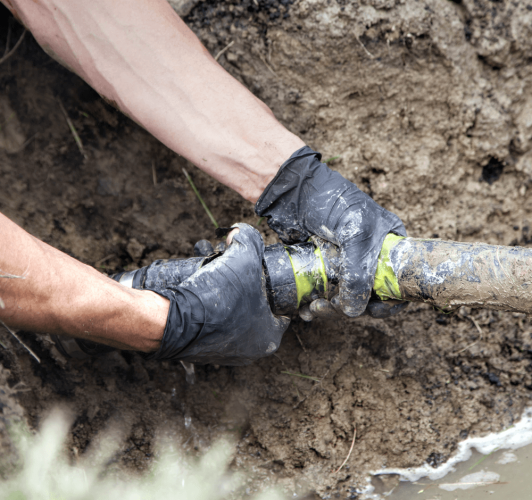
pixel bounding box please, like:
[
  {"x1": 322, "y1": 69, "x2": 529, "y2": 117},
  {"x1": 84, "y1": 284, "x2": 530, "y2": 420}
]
[
  {"x1": 124, "y1": 224, "x2": 290, "y2": 365},
  {"x1": 255, "y1": 146, "x2": 407, "y2": 319}
]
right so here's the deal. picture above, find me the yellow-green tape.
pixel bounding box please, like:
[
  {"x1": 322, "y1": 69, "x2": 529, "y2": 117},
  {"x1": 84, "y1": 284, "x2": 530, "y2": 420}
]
[
  {"x1": 373, "y1": 233, "x2": 404, "y2": 300},
  {"x1": 287, "y1": 246, "x2": 328, "y2": 307}
]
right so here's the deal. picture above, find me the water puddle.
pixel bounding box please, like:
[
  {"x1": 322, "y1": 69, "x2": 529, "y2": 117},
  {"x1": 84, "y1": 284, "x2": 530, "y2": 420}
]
[{"x1": 362, "y1": 407, "x2": 532, "y2": 499}]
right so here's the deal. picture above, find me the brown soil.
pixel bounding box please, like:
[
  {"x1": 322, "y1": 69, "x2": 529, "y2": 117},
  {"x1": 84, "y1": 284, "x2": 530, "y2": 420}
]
[{"x1": 1, "y1": 0, "x2": 532, "y2": 497}]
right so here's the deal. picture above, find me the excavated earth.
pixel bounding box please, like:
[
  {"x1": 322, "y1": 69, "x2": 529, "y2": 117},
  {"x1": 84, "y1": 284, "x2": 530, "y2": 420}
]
[{"x1": 1, "y1": 0, "x2": 532, "y2": 497}]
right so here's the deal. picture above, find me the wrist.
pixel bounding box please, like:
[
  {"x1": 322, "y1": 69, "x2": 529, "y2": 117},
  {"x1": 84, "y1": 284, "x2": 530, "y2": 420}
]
[
  {"x1": 204, "y1": 131, "x2": 305, "y2": 204},
  {"x1": 244, "y1": 135, "x2": 306, "y2": 203},
  {"x1": 52, "y1": 280, "x2": 169, "y2": 353},
  {"x1": 133, "y1": 290, "x2": 169, "y2": 352}
]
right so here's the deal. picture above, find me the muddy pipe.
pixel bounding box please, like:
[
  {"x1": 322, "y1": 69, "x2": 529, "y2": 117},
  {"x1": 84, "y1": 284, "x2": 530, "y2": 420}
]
[
  {"x1": 285, "y1": 234, "x2": 532, "y2": 315},
  {"x1": 118, "y1": 235, "x2": 532, "y2": 316},
  {"x1": 376, "y1": 236, "x2": 532, "y2": 314}
]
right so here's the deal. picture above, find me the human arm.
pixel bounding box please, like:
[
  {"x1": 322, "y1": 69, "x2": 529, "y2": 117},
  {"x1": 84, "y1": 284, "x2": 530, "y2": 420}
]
[
  {"x1": 0, "y1": 212, "x2": 168, "y2": 351},
  {"x1": 2, "y1": 0, "x2": 407, "y2": 320},
  {"x1": 2, "y1": 0, "x2": 304, "y2": 203},
  {"x1": 0, "y1": 213, "x2": 288, "y2": 363}
]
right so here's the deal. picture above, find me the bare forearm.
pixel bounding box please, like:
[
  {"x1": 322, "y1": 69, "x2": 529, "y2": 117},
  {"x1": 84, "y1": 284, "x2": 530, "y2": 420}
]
[
  {"x1": 0, "y1": 213, "x2": 167, "y2": 351},
  {"x1": 5, "y1": 0, "x2": 304, "y2": 202}
]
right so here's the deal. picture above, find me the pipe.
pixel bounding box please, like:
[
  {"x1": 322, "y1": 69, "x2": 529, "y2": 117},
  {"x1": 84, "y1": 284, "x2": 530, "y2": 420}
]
[
  {"x1": 117, "y1": 236, "x2": 532, "y2": 316},
  {"x1": 385, "y1": 237, "x2": 532, "y2": 314}
]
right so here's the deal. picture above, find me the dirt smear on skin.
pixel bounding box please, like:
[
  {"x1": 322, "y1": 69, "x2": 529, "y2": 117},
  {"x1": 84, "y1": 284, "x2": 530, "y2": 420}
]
[{"x1": 1, "y1": 0, "x2": 532, "y2": 497}]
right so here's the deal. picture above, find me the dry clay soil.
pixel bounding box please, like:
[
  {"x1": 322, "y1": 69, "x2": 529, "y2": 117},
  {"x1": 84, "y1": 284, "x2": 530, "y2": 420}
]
[{"x1": 1, "y1": 0, "x2": 532, "y2": 497}]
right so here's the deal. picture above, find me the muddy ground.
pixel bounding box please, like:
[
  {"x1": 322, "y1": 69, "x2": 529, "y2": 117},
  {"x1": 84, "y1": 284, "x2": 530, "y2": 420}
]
[{"x1": 1, "y1": 0, "x2": 532, "y2": 497}]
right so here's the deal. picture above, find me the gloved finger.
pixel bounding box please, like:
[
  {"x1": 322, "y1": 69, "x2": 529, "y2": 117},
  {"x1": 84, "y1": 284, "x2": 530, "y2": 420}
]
[
  {"x1": 214, "y1": 223, "x2": 265, "y2": 265},
  {"x1": 311, "y1": 298, "x2": 343, "y2": 319},
  {"x1": 299, "y1": 304, "x2": 313, "y2": 322},
  {"x1": 366, "y1": 299, "x2": 409, "y2": 318},
  {"x1": 337, "y1": 241, "x2": 377, "y2": 317},
  {"x1": 215, "y1": 241, "x2": 227, "y2": 253},
  {"x1": 299, "y1": 298, "x2": 346, "y2": 321},
  {"x1": 330, "y1": 294, "x2": 343, "y2": 313},
  {"x1": 194, "y1": 239, "x2": 214, "y2": 257},
  {"x1": 214, "y1": 224, "x2": 290, "y2": 329},
  {"x1": 272, "y1": 314, "x2": 291, "y2": 334},
  {"x1": 331, "y1": 294, "x2": 368, "y2": 317}
]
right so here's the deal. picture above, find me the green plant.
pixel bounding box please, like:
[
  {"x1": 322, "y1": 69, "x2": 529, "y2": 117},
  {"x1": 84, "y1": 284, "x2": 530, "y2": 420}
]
[
  {"x1": 0, "y1": 410, "x2": 285, "y2": 500},
  {"x1": 182, "y1": 168, "x2": 219, "y2": 228}
]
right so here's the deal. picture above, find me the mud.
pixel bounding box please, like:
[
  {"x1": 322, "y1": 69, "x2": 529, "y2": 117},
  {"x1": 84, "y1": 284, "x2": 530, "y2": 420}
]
[
  {"x1": 389, "y1": 237, "x2": 532, "y2": 314},
  {"x1": 1, "y1": 0, "x2": 532, "y2": 497}
]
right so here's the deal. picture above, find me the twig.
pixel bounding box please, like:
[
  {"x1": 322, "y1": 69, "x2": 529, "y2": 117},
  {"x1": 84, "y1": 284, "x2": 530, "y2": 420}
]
[
  {"x1": 0, "y1": 321, "x2": 41, "y2": 363},
  {"x1": 455, "y1": 337, "x2": 481, "y2": 354},
  {"x1": 182, "y1": 168, "x2": 219, "y2": 228},
  {"x1": 10, "y1": 381, "x2": 31, "y2": 393},
  {"x1": 0, "y1": 29, "x2": 26, "y2": 66},
  {"x1": 295, "y1": 332, "x2": 307, "y2": 352},
  {"x1": 281, "y1": 370, "x2": 321, "y2": 382},
  {"x1": 455, "y1": 314, "x2": 483, "y2": 354},
  {"x1": 274, "y1": 353, "x2": 288, "y2": 368},
  {"x1": 293, "y1": 367, "x2": 331, "y2": 409},
  {"x1": 95, "y1": 254, "x2": 115, "y2": 267},
  {"x1": 58, "y1": 99, "x2": 87, "y2": 159},
  {"x1": 333, "y1": 426, "x2": 357, "y2": 473},
  {"x1": 468, "y1": 447, "x2": 498, "y2": 471},
  {"x1": 214, "y1": 40, "x2": 234, "y2": 62},
  {"x1": 3, "y1": 20, "x2": 11, "y2": 58},
  {"x1": 20, "y1": 133, "x2": 37, "y2": 150},
  {"x1": 290, "y1": 379, "x2": 302, "y2": 402},
  {"x1": 469, "y1": 315, "x2": 483, "y2": 336},
  {"x1": 259, "y1": 55, "x2": 277, "y2": 77},
  {"x1": 354, "y1": 34, "x2": 374, "y2": 59},
  {"x1": 152, "y1": 161, "x2": 157, "y2": 186}
]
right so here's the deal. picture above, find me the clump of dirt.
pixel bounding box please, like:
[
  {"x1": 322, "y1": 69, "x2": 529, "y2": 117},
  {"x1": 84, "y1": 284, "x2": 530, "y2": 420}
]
[{"x1": 1, "y1": 0, "x2": 532, "y2": 497}]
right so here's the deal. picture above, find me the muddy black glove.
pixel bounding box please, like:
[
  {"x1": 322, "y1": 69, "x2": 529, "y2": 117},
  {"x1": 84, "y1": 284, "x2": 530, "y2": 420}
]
[
  {"x1": 255, "y1": 146, "x2": 407, "y2": 318},
  {"x1": 127, "y1": 224, "x2": 289, "y2": 366}
]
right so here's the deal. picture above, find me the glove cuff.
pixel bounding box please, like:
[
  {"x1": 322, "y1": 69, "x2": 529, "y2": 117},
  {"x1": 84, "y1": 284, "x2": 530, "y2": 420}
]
[{"x1": 143, "y1": 288, "x2": 206, "y2": 361}]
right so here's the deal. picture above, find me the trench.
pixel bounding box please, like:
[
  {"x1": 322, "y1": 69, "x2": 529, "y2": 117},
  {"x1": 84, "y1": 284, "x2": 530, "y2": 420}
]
[{"x1": 1, "y1": 0, "x2": 532, "y2": 497}]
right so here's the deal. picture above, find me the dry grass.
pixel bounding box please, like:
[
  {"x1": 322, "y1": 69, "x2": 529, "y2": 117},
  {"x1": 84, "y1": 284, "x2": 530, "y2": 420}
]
[{"x1": 182, "y1": 168, "x2": 219, "y2": 228}]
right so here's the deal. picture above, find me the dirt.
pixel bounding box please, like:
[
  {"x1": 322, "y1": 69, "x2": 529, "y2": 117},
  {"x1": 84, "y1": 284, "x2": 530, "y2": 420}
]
[{"x1": 1, "y1": 0, "x2": 532, "y2": 497}]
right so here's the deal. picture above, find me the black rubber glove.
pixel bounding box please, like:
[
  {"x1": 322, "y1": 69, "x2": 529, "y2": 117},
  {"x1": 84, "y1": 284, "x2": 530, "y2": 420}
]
[
  {"x1": 135, "y1": 223, "x2": 289, "y2": 366},
  {"x1": 255, "y1": 146, "x2": 407, "y2": 318}
]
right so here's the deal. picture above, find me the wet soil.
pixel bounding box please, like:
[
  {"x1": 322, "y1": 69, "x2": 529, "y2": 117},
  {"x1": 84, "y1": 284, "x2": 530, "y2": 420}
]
[{"x1": 1, "y1": 0, "x2": 532, "y2": 497}]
